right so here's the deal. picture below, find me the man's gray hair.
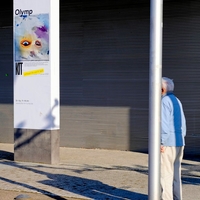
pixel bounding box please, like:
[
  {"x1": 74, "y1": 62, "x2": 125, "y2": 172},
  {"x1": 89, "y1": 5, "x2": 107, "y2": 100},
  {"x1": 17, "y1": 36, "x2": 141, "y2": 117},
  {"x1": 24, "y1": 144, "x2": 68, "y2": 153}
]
[{"x1": 162, "y1": 77, "x2": 174, "y2": 92}]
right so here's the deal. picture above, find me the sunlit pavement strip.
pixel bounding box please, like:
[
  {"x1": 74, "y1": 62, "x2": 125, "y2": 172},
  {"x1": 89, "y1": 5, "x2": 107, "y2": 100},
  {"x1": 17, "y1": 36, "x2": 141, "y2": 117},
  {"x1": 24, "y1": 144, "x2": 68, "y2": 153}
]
[{"x1": 0, "y1": 143, "x2": 199, "y2": 200}]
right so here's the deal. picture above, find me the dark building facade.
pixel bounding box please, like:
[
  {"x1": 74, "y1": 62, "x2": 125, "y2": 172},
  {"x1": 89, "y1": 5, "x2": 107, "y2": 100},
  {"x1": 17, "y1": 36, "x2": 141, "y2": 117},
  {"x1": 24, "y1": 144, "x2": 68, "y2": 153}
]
[{"x1": 0, "y1": 0, "x2": 200, "y2": 156}]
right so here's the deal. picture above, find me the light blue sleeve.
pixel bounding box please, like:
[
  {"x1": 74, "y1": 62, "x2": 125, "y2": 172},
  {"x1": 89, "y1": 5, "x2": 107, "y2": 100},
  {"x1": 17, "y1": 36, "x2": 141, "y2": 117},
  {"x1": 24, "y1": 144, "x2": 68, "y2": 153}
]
[{"x1": 161, "y1": 98, "x2": 171, "y2": 145}]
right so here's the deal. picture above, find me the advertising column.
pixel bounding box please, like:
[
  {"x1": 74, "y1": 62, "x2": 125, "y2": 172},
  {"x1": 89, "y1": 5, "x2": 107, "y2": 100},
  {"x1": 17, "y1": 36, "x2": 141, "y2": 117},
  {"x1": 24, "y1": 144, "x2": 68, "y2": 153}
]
[{"x1": 13, "y1": 0, "x2": 60, "y2": 164}]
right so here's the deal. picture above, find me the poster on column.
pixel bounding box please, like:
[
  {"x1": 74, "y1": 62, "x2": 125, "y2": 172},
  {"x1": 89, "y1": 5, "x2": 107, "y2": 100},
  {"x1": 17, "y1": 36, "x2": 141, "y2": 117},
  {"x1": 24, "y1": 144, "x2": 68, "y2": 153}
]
[{"x1": 14, "y1": 0, "x2": 59, "y2": 130}]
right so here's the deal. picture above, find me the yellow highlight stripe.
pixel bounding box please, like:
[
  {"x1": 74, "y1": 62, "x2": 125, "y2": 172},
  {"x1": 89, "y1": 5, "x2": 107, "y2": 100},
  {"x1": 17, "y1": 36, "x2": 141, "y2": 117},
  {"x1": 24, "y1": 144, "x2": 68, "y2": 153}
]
[{"x1": 23, "y1": 68, "x2": 44, "y2": 76}]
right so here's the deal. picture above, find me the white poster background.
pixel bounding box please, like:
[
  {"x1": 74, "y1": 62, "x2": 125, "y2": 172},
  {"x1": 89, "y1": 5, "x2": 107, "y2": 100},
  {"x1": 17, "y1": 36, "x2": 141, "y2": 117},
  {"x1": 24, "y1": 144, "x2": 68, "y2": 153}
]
[{"x1": 14, "y1": 0, "x2": 59, "y2": 130}]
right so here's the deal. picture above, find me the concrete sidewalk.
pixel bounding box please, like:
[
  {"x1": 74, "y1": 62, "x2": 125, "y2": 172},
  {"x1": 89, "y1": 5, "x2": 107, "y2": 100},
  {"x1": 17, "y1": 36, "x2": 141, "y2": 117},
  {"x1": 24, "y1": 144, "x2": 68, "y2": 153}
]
[{"x1": 0, "y1": 143, "x2": 199, "y2": 200}]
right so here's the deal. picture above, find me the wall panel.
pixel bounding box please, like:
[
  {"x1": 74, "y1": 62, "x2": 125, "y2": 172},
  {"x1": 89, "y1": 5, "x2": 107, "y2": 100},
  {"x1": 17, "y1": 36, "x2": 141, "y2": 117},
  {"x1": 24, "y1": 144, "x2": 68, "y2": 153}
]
[{"x1": 0, "y1": 1, "x2": 200, "y2": 155}]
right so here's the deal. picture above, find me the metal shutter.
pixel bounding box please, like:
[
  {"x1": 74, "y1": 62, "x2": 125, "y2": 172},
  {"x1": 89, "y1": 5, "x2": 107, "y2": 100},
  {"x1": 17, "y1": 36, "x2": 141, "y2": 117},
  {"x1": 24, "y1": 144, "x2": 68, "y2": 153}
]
[
  {"x1": 163, "y1": 0, "x2": 200, "y2": 155},
  {"x1": 60, "y1": 1, "x2": 150, "y2": 151}
]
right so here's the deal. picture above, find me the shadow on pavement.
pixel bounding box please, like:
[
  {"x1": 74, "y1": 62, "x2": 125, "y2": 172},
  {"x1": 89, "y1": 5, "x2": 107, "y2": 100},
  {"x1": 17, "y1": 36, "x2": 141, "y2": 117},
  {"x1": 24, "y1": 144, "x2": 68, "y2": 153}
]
[
  {"x1": 0, "y1": 150, "x2": 14, "y2": 161},
  {"x1": 0, "y1": 176, "x2": 66, "y2": 200},
  {"x1": 0, "y1": 150, "x2": 148, "y2": 200},
  {"x1": 39, "y1": 173, "x2": 148, "y2": 200}
]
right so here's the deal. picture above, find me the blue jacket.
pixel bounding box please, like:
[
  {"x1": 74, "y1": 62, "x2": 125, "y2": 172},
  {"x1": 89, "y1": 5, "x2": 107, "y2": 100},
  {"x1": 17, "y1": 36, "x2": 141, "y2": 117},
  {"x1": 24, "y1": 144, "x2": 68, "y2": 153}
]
[{"x1": 161, "y1": 92, "x2": 186, "y2": 146}]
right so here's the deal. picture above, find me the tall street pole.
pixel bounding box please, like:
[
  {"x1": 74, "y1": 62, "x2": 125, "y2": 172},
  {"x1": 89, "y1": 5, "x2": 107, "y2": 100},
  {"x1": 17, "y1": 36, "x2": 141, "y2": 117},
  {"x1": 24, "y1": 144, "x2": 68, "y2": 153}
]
[{"x1": 148, "y1": 0, "x2": 163, "y2": 200}]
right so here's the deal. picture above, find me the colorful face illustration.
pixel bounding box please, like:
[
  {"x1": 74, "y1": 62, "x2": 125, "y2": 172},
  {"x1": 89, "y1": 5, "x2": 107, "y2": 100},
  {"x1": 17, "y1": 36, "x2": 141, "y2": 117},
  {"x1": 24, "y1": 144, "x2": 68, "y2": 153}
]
[{"x1": 15, "y1": 14, "x2": 49, "y2": 61}]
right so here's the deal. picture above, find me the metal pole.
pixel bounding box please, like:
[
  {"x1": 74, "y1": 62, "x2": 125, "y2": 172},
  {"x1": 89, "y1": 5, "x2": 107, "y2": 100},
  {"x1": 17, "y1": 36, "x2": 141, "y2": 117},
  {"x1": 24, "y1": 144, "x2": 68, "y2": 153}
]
[{"x1": 148, "y1": 0, "x2": 163, "y2": 200}]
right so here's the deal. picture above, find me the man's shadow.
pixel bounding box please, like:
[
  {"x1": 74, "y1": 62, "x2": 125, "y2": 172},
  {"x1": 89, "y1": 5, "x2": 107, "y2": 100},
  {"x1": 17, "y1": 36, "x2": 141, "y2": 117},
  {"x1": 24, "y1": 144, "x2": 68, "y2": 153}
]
[{"x1": 39, "y1": 173, "x2": 148, "y2": 200}]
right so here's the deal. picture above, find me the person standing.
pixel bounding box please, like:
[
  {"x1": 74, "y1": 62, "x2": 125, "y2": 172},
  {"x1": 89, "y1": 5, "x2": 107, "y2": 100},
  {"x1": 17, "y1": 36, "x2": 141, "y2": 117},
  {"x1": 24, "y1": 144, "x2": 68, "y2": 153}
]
[{"x1": 160, "y1": 77, "x2": 186, "y2": 200}]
